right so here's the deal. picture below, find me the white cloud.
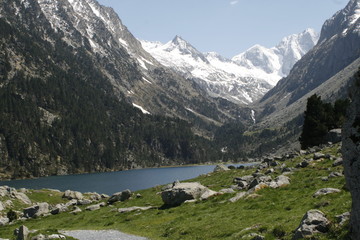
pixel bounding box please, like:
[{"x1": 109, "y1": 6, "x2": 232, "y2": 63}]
[{"x1": 230, "y1": 1, "x2": 239, "y2": 5}]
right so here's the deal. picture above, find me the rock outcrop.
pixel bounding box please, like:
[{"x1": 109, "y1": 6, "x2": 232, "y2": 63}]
[
  {"x1": 23, "y1": 202, "x2": 49, "y2": 218},
  {"x1": 108, "y1": 189, "x2": 132, "y2": 204},
  {"x1": 161, "y1": 182, "x2": 217, "y2": 206},
  {"x1": 292, "y1": 210, "x2": 330, "y2": 240},
  {"x1": 342, "y1": 70, "x2": 360, "y2": 239}
]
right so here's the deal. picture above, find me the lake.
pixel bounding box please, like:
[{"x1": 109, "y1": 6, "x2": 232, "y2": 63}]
[{"x1": 0, "y1": 164, "x2": 252, "y2": 195}]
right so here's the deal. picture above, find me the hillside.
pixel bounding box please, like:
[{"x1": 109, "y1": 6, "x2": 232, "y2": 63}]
[
  {"x1": 0, "y1": 143, "x2": 351, "y2": 239},
  {"x1": 0, "y1": 0, "x2": 260, "y2": 179}
]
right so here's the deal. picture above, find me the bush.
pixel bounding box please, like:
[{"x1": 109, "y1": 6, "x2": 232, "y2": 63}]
[
  {"x1": 7, "y1": 209, "x2": 17, "y2": 222},
  {"x1": 272, "y1": 225, "x2": 286, "y2": 238}
]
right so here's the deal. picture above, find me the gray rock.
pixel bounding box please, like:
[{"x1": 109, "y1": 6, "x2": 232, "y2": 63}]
[
  {"x1": 0, "y1": 217, "x2": 9, "y2": 226},
  {"x1": 332, "y1": 157, "x2": 343, "y2": 167},
  {"x1": 70, "y1": 206, "x2": 82, "y2": 214},
  {"x1": 342, "y1": 78, "x2": 360, "y2": 239},
  {"x1": 101, "y1": 194, "x2": 110, "y2": 198},
  {"x1": 23, "y1": 202, "x2": 49, "y2": 218},
  {"x1": 118, "y1": 206, "x2": 155, "y2": 213},
  {"x1": 282, "y1": 167, "x2": 294, "y2": 173},
  {"x1": 16, "y1": 225, "x2": 29, "y2": 240},
  {"x1": 219, "y1": 188, "x2": 235, "y2": 194},
  {"x1": 237, "y1": 181, "x2": 249, "y2": 190},
  {"x1": 296, "y1": 161, "x2": 309, "y2": 168},
  {"x1": 264, "y1": 168, "x2": 274, "y2": 175},
  {"x1": 63, "y1": 190, "x2": 83, "y2": 200},
  {"x1": 77, "y1": 199, "x2": 92, "y2": 205},
  {"x1": 299, "y1": 150, "x2": 307, "y2": 155},
  {"x1": 47, "y1": 234, "x2": 66, "y2": 239},
  {"x1": 0, "y1": 201, "x2": 4, "y2": 211},
  {"x1": 31, "y1": 234, "x2": 46, "y2": 240},
  {"x1": 229, "y1": 192, "x2": 248, "y2": 203},
  {"x1": 292, "y1": 210, "x2": 330, "y2": 240},
  {"x1": 85, "y1": 204, "x2": 101, "y2": 211},
  {"x1": 50, "y1": 204, "x2": 69, "y2": 215},
  {"x1": 13, "y1": 192, "x2": 32, "y2": 205},
  {"x1": 269, "y1": 175, "x2": 290, "y2": 188},
  {"x1": 213, "y1": 164, "x2": 230, "y2": 172},
  {"x1": 313, "y1": 188, "x2": 341, "y2": 197},
  {"x1": 249, "y1": 176, "x2": 272, "y2": 189},
  {"x1": 88, "y1": 193, "x2": 102, "y2": 201},
  {"x1": 329, "y1": 171, "x2": 343, "y2": 178},
  {"x1": 314, "y1": 153, "x2": 326, "y2": 160},
  {"x1": 234, "y1": 175, "x2": 254, "y2": 184},
  {"x1": 161, "y1": 182, "x2": 216, "y2": 206},
  {"x1": 336, "y1": 212, "x2": 350, "y2": 226},
  {"x1": 108, "y1": 189, "x2": 132, "y2": 204}
]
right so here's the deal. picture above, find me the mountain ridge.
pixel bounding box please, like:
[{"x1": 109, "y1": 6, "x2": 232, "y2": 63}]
[{"x1": 141, "y1": 29, "x2": 318, "y2": 105}]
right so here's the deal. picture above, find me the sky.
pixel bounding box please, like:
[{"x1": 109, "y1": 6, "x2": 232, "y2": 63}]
[{"x1": 97, "y1": 0, "x2": 350, "y2": 58}]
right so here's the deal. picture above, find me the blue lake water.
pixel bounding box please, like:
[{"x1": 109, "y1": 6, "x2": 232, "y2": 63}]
[{"x1": 0, "y1": 164, "x2": 251, "y2": 195}]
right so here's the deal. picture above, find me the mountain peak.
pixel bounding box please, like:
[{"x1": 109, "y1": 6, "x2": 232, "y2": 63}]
[{"x1": 320, "y1": 0, "x2": 360, "y2": 42}]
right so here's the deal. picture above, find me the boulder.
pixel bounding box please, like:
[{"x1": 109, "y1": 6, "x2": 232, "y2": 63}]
[
  {"x1": 213, "y1": 164, "x2": 230, "y2": 172},
  {"x1": 89, "y1": 193, "x2": 102, "y2": 201},
  {"x1": 77, "y1": 199, "x2": 92, "y2": 205},
  {"x1": 23, "y1": 202, "x2": 49, "y2": 218},
  {"x1": 219, "y1": 188, "x2": 235, "y2": 194},
  {"x1": 12, "y1": 192, "x2": 32, "y2": 205},
  {"x1": 101, "y1": 194, "x2": 110, "y2": 198},
  {"x1": 336, "y1": 212, "x2": 350, "y2": 226},
  {"x1": 332, "y1": 157, "x2": 343, "y2": 167},
  {"x1": 108, "y1": 189, "x2": 132, "y2": 204},
  {"x1": 292, "y1": 210, "x2": 330, "y2": 240},
  {"x1": 16, "y1": 225, "x2": 29, "y2": 240},
  {"x1": 70, "y1": 206, "x2": 82, "y2": 214},
  {"x1": 47, "y1": 234, "x2": 66, "y2": 239},
  {"x1": 269, "y1": 175, "x2": 290, "y2": 188},
  {"x1": 0, "y1": 201, "x2": 4, "y2": 211},
  {"x1": 118, "y1": 206, "x2": 155, "y2": 213},
  {"x1": 63, "y1": 190, "x2": 83, "y2": 200},
  {"x1": 234, "y1": 175, "x2": 254, "y2": 184},
  {"x1": 85, "y1": 204, "x2": 101, "y2": 211},
  {"x1": 342, "y1": 80, "x2": 360, "y2": 239},
  {"x1": 161, "y1": 182, "x2": 216, "y2": 206},
  {"x1": 0, "y1": 217, "x2": 9, "y2": 226},
  {"x1": 314, "y1": 153, "x2": 326, "y2": 160},
  {"x1": 329, "y1": 171, "x2": 343, "y2": 178},
  {"x1": 50, "y1": 204, "x2": 69, "y2": 215},
  {"x1": 296, "y1": 161, "x2": 309, "y2": 168},
  {"x1": 313, "y1": 188, "x2": 341, "y2": 197},
  {"x1": 264, "y1": 168, "x2": 274, "y2": 175},
  {"x1": 229, "y1": 192, "x2": 248, "y2": 203}
]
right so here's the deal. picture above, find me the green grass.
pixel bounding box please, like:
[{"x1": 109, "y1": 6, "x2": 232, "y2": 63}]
[{"x1": 0, "y1": 144, "x2": 351, "y2": 239}]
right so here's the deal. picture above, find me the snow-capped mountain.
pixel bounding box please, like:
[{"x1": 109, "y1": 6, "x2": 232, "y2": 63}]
[
  {"x1": 2, "y1": 0, "x2": 252, "y2": 131},
  {"x1": 141, "y1": 29, "x2": 319, "y2": 105},
  {"x1": 258, "y1": 0, "x2": 360, "y2": 126}
]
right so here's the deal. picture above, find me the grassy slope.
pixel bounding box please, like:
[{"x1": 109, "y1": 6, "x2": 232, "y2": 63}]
[{"x1": 0, "y1": 144, "x2": 351, "y2": 239}]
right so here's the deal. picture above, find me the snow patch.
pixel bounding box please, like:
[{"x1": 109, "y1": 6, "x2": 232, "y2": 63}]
[
  {"x1": 119, "y1": 38, "x2": 128, "y2": 47},
  {"x1": 137, "y1": 58, "x2": 148, "y2": 70},
  {"x1": 132, "y1": 103, "x2": 150, "y2": 115},
  {"x1": 142, "y1": 77, "x2": 152, "y2": 84},
  {"x1": 251, "y1": 110, "x2": 256, "y2": 124}
]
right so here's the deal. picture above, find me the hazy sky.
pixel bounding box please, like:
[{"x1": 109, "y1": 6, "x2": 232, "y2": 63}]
[{"x1": 97, "y1": 0, "x2": 349, "y2": 58}]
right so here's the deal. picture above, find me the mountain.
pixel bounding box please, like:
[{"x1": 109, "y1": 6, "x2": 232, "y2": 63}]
[
  {"x1": 0, "y1": 0, "x2": 252, "y2": 179},
  {"x1": 141, "y1": 29, "x2": 318, "y2": 105},
  {"x1": 245, "y1": 0, "x2": 360, "y2": 155},
  {"x1": 258, "y1": 0, "x2": 360, "y2": 123}
]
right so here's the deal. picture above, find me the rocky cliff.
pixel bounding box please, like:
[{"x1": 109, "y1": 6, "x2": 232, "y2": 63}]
[{"x1": 342, "y1": 68, "x2": 360, "y2": 239}]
